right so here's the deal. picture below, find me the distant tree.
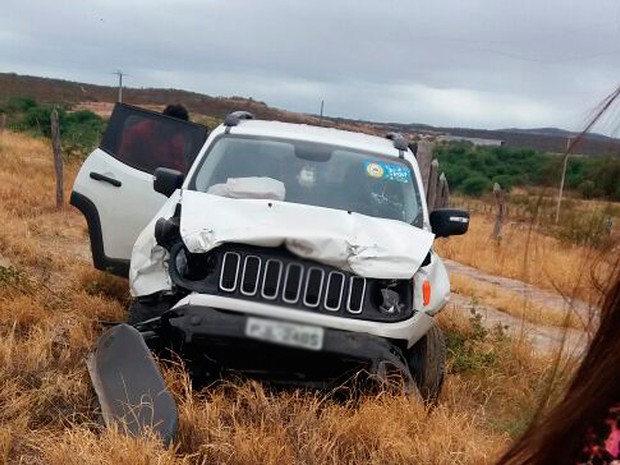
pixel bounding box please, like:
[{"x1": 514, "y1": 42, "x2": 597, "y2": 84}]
[
  {"x1": 434, "y1": 141, "x2": 553, "y2": 195},
  {"x1": 461, "y1": 176, "x2": 492, "y2": 197},
  {"x1": 2, "y1": 96, "x2": 37, "y2": 113}
]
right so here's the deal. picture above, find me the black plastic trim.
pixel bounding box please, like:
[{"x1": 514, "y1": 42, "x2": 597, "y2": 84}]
[
  {"x1": 89, "y1": 171, "x2": 122, "y2": 187},
  {"x1": 385, "y1": 132, "x2": 409, "y2": 151},
  {"x1": 224, "y1": 110, "x2": 255, "y2": 127},
  {"x1": 70, "y1": 191, "x2": 130, "y2": 277},
  {"x1": 158, "y1": 304, "x2": 413, "y2": 388}
]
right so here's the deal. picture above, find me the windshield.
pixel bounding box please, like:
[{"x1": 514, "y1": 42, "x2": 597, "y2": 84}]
[{"x1": 190, "y1": 136, "x2": 423, "y2": 225}]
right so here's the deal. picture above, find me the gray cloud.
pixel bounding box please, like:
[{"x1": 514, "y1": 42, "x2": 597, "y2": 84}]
[{"x1": 2, "y1": 0, "x2": 620, "y2": 132}]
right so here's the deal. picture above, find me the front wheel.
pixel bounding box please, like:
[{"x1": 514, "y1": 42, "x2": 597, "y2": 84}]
[{"x1": 406, "y1": 323, "x2": 447, "y2": 403}]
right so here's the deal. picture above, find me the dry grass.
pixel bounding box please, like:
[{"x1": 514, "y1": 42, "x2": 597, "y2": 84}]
[
  {"x1": 435, "y1": 212, "x2": 614, "y2": 305},
  {"x1": 0, "y1": 131, "x2": 595, "y2": 463}
]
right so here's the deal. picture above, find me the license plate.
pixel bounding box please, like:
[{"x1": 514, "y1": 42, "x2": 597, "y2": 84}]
[{"x1": 245, "y1": 317, "x2": 324, "y2": 351}]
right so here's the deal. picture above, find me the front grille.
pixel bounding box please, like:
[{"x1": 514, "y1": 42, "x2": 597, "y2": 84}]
[
  {"x1": 169, "y1": 242, "x2": 414, "y2": 322},
  {"x1": 219, "y1": 251, "x2": 366, "y2": 314}
]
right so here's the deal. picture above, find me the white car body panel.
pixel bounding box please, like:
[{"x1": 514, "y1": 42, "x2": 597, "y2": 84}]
[
  {"x1": 413, "y1": 251, "x2": 450, "y2": 315},
  {"x1": 129, "y1": 190, "x2": 181, "y2": 296},
  {"x1": 72, "y1": 148, "x2": 167, "y2": 261}
]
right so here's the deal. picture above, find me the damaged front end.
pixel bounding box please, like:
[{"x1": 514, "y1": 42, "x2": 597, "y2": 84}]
[
  {"x1": 135, "y1": 235, "x2": 423, "y2": 383},
  {"x1": 91, "y1": 192, "x2": 440, "y2": 443}
]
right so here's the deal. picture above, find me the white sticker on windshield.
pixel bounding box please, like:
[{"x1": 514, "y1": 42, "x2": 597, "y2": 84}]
[{"x1": 297, "y1": 165, "x2": 316, "y2": 187}]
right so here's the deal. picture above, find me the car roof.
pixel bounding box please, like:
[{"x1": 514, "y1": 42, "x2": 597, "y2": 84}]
[{"x1": 219, "y1": 120, "x2": 405, "y2": 158}]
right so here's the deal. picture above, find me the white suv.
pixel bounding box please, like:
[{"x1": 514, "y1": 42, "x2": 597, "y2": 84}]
[{"x1": 72, "y1": 104, "x2": 469, "y2": 404}]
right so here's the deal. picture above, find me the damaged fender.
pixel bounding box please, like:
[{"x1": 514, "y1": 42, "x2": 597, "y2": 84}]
[{"x1": 130, "y1": 191, "x2": 181, "y2": 297}]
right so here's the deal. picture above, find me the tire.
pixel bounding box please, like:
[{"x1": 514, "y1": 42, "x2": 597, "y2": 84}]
[{"x1": 406, "y1": 323, "x2": 447, "y2": 403}]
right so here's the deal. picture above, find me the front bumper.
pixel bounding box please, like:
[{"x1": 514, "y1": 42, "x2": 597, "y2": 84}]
[{"x1": 147, "y1": 304, "x2": 414, "y2": 389}]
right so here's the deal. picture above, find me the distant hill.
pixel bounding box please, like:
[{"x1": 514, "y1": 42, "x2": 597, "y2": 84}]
[
  {"x1": 0, "y1": 72, "x2": 321, "y2": 125},
  {"x1": 502, "y1": 127, "x2": 575, "y2": 137},
  {"x1": 2, "y1": 72, "x2": 619, "y2": 156},
  {"x1": 386, "y1": 123, "x2": 620, "y2": 157}
]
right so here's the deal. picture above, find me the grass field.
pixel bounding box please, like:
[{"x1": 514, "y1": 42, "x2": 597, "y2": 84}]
[
  {"x1": 0, "y1": 131, "x2": 614, "y2": 464},
  {"x1": 435, "y1": 210, "x2": 614, "y2": 307}
]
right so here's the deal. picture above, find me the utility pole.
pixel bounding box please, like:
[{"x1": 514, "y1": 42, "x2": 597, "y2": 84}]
[
  {"x1": 114, "y1": 70, "x2": 125, "y2": 103},
  {"x1": 319, "y1": 99, "x2": 324, "y2": 123},
  {"x1": 555, "y1": 136, "x2": 572, "y2": 224}
]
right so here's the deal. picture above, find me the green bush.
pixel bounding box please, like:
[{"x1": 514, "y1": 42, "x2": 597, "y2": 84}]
[
  {"x1": 434, "y1": 141, "x2": 554, "y2": 194},
  {"x1": 445, "y1": 305, "x2": 507, "y2": 374},
  {"x1": 0, "y1": 96, "x2": 37, "y2": 113},
  {"x1": 62, "y1": 110, "x2": 105, "y2": 158},
  {"x1": 553, "y1": 209, "x2": 614, "y2": 248},
  {"x1": 492, "y1": 174, "x2": 520, "y2": 192},
  {"x1": 434, "y1": 140, "x2": 620, "y2": 201},
  {"x1": 21, "y1": 105, "x2": 62, "y2": 137},
  {"x1": 2, "y1": 97, "x2": 105, "y2": 158},
  {"x1": 578, "y1": 180, "x2": 596, "y2": 200},
  {"x1": 461, "y1": 176, "x2": 492, "y2": 197}
]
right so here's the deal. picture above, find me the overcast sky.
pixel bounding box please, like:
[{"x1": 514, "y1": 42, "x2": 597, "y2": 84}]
[{"x1": 2, "y1": 0, "x2": 620, "y2": 133}]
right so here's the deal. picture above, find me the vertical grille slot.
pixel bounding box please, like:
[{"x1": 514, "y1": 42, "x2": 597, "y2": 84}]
[
  {"x1": 240, "y1": 255, "x2": 261, "y2": 296},
  {"x1": 324, "y1": 272, "x2": 345, "y2": 311},
  {"x1": 303, "y1": 267, "x2": 325, "y2": 308},
  {"x1": 261, "y1": 259, "x2": 283, "y2": 300},
  {"x1": 283, "y1": 263, "x2": 304, "y2": 303},
  {"x1": 346, "y1": 277, "x2": 366, "y2": 314},
  {"x1": 219, "y1": 252, "x2": 241, "y2": 292}
]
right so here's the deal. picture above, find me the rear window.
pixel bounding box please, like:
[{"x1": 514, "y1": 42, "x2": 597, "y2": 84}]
[{"x1": 190, "y1": 136, "x2": 423, "y2": 225}]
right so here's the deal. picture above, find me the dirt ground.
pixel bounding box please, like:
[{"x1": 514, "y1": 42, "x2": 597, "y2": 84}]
[{"x1": 446, "y1": 260, "x2": 593, "y2": 355}]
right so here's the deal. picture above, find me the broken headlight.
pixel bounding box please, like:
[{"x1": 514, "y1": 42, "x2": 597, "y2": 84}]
[
  {"x1": 369, "y1": 279, "x2": 411, "y2": 317},
  {"x1": 169, "y1": 242, "x2": 216, "y2": 290}
]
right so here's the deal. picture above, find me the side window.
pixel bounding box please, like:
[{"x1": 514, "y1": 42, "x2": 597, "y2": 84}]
[{"x1": 100, "y1": 103, "x2": 208, "y2": 174}]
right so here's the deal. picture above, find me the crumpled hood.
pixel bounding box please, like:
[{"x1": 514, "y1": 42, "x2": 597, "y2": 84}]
[{"x1": 180, "y1": 190, "x2": 434, "y2": 279}]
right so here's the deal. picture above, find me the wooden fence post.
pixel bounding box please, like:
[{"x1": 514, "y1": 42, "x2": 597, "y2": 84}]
[
  {"x1": 492, "y1": 182, "x2": 505, "y2": 241},
  {"x1": 50, "y1": 109, "x2": 64, "y2": 210},
  {"x1": 0, "y1": 113, "x2": 6, "y2": 136},
  {"x1": 416, "y1": 140, "x2": 434, "y2": 194},
  {"x1": 436, "y1": 172, "x2": 450, "y2": 209},
  {"x1": 426, "y1": 159, "x2": 439, "y2": 211}
]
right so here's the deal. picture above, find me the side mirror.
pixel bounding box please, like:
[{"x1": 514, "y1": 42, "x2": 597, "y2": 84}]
[
  {"x1": 153, "y1": 168, "x2": 184, "y2": 197},
  {"x1": 430, "y1": 208, "x2": 470, "y2": 238}
]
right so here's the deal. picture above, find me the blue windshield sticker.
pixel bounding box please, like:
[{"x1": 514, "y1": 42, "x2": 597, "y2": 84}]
[{"x1": 364, "y1": 161, "x2": 410, "y2": 183}]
